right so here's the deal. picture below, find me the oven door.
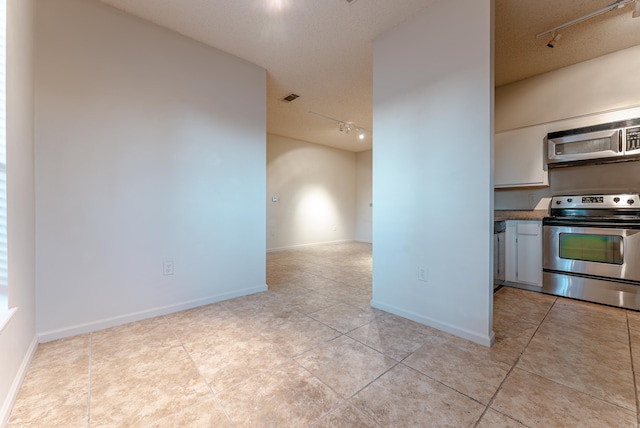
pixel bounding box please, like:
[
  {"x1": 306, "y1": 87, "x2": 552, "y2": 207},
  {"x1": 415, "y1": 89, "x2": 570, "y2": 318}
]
[{"x1": 543, "y1": 223, "x2": 640, "y2": 283}]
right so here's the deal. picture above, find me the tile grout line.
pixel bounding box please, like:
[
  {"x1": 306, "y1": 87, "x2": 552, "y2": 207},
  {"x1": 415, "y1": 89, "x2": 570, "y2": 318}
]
[
  {"x1": 162, "y1": 315, "x2": 239, "y2": 428},
  {"x1": 294, "y1": 353, "x2": 392, "y2": 427},
  {"x1": 514, "y1": 300, "x2": 639, "y2": 415},
  {"x1": 87, "y1": 332, "x2": 92, "y2": 428},
  {"x1": 265, "y1": 266, "x2": 387, "y2": 428},
  {"x1": 472, "y1": 294, "x2": 559, "y2": 428}
]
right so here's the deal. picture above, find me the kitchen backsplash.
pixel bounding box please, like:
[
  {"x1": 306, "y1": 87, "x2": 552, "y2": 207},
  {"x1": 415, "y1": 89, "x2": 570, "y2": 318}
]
[{"x1": 495, "y1": 160, "x2": 640, "y2": 210}]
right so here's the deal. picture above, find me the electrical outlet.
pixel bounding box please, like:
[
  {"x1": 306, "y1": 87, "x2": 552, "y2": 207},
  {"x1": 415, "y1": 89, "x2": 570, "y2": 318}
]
[
  {"x1": 418, "y1": 266, "x2": 427, "y2": 282},
  {"x1": 163, "y1": 260, "x2": 174, "y2": 276}
]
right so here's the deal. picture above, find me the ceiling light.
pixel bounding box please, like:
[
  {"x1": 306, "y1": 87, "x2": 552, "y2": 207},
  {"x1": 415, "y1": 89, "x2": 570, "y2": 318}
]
[
  {"x1": 547, "y1": 32, "x2": 562, "y2": 48},
  {"x1": 633, "y1": 0, "x2": 640, "y2": 18},
  {"x1": 536, "y1": 0, "x2": 635, "y2": 41},
  {"x1": 308, "y1": 111, "x2": 372, "y2": 142}
]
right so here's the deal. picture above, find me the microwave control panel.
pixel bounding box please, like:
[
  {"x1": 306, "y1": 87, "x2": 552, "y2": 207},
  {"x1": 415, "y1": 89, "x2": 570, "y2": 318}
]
[{"x1": 627, "y1": 127, "x2": 640, "y2": 151}]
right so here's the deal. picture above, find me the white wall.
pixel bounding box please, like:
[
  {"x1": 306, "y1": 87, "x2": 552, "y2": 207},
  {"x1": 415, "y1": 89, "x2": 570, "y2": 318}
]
[
  {"x1": 372, "y1": 0, "x2": 494, "y2": 346},
  {"x1": 355, "y1": 150, "x2": 372, "y2": 243},
  {"x1": 267, "y1": 134, "x2": 356, "y2": 250},
  {"x1": 0, "y1": 0, "x2": 38, "y2": 424},
  {"x1": 35, "y1": 0, "x2": 266, "y2": 340},
  {"x1": 495, "y1": 45, "x2": 640, "y2": 133},
  {"x1": 495, "y1": 45, "x2": 640, "y2": 209}
]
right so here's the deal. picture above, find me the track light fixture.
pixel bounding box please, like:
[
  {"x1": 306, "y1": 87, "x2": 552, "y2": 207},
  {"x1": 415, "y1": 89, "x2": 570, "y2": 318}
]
[
  {"x1": 536, "y1": 0, "x2": 637, "y2": 45},
  {"x1": 547, "y1": 32, "x2": 562, "y2": 48},
  {"x1": 309, "y1": 111, "x2": 371, "y2": 142}
]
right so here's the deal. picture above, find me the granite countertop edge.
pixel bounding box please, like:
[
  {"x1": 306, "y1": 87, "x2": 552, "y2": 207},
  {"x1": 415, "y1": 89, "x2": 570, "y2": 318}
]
[{"x1": 494, "y1": 210, "x2": 548, "y2": 221}]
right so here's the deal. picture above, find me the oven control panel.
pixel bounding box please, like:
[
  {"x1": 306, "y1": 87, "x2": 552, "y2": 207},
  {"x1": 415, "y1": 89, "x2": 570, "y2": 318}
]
[
  {"x1": 627, "y1": 127, "x2": 640, "y2": 152},
  {"x1": 551, "y1": 193, "x2": 640, "y2": 209}
]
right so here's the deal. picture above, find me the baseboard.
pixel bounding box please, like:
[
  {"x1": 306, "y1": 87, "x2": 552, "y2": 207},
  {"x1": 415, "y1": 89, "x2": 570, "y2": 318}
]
[
  {"x1": 370, "y1": 300, "x2": 495, "y2": 347},
  {"x1": 0, "y1": 335, "x2": 38, "y2": 427},
  {"x1": 267, "y1": 239, "x2": 355, "y2": 253},
  {"x1": 37, "y1": 284, "x2": 268, "y2": 343}
]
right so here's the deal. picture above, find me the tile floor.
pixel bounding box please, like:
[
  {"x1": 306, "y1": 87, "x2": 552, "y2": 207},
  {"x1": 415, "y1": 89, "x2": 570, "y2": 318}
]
[{"x1": 7, "y1": 242, "x2": 640, "y2": 427}]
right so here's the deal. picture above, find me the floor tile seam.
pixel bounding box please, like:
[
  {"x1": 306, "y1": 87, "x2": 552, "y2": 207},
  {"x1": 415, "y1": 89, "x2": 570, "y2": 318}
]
[
  {"x1": 298, "y1": 352, "x2": 401, "y2": 405},
  {"x1": 475, "y1": 408, "x2": 534, "y2": 428},
  {"x1": 160, "y1": 315, "x2": 220, "y2": 402},
  {"x1": 312, "y1": 316, "x2": 371, "y2": 336},
  {"x1": 258, "y1": 327, "x2": 344, "y2": 359},
  {"x1": 153, "y1": 393, "x2": 239, "y2": 428},
  {"x1": 87, "y1": 332, "x2": 92, "y2": 428},
  {"x1": 476, "y1": 295, "x2": 558, "y2": 426},
  {"x1": 516, "y1": 300, "x2": 637, "y2": 412},
  {"x1": 395, "y1": 362, "x2": 489, "y2": 409},
  {"x1": 208, "y1": 356, "x2": 299, "y2": 397},
  {"x1": 344, "y1": 330, "x2": 415, "y2": 364},
  {"x1": 304, "y1": 303, "x2": 354, "y2": 325},
  {"x1": 531, "y1": 325, "x2": 632, "y2": 348},
  {"x1": 513, "y1": 365, "x2": 637, "y2": 414},
  {"x1": 307, "y1": 399, "x2": 383, "y2": 428},
  {"x1": 88, "y1": 357, "x2": 203, "y2": 389},
  {"x1": 269, "y1": 295, "x2": 339, "y2": 318},
  {"x1": 626, "y1": 313, "x2": 640, "y2": 422}
]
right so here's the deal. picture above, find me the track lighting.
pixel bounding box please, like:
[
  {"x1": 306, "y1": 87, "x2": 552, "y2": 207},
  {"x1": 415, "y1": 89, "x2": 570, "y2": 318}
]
[
  {"x1": 536, "y1": 0, "x2": 637, "y2": 45},
  {"x1": 308, "y1": 111, "x2": 371, "y2": 142},
  {"x1": 547, "y1": 32, "x2": 561, "y2": 48}
]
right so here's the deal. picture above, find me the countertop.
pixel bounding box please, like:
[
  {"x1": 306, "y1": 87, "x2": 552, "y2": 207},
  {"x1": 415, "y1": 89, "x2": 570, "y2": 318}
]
[{"x1": 494, "y1": 210, "x2": 548, "y2": 221}]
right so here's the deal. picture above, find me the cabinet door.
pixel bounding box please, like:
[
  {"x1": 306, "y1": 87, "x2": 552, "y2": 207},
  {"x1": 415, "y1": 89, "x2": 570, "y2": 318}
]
[
  {"x1": 516, "y1": 223, "x2": 542, "y2": 286},
  {"x1": 504, "y1": 222, "x2": 518, "y2": 282},
  {"x1": 517, "y1": 234, "x2": 541, "y2": 285},
  {"x1": 495, "y1": 126, "x2": 548, "y2": 188}
]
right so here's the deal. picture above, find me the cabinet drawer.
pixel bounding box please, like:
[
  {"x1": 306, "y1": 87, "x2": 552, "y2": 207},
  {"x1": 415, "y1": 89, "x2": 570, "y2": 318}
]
[{"x1": 516, "y1": 222, "x2": 540, "y2": 235}]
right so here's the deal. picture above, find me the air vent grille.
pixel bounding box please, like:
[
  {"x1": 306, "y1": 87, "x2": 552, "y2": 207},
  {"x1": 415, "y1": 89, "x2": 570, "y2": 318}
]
[{"x1": 281, "y1": 93, "x2": 300, "y2": 103}]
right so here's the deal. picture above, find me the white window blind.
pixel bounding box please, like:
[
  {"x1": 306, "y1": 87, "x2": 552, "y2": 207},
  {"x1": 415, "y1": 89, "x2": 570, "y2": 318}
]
[{"x1": 0, "y1": 0, "x2": 8, "y2": 308}]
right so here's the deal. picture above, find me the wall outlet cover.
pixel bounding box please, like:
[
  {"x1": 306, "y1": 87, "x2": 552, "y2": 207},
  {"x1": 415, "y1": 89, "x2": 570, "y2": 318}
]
[{"x1": 163, "y1": 260, "x2": 174, "y2": 276}]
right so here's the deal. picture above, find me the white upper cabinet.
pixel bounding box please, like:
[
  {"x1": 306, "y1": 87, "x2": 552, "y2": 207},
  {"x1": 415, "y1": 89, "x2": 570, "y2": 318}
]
[{"x1": 494, "y1": 125, "x2": 549, "y2": 188}]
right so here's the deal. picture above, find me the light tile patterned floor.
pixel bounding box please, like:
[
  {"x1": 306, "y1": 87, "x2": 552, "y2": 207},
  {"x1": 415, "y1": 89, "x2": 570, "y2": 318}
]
[{"x1": 7, "y1": 242, "x2": 640, "y2": 427}]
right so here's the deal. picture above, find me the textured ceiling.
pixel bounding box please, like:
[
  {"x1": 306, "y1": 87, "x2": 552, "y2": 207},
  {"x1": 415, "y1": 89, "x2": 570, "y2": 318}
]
[
  {"x1": 99, "y1": 0, "x2": 640, "y2": 152},
  {"x1": 495, "y1": 0, "x2": 640, "y2": 86}
]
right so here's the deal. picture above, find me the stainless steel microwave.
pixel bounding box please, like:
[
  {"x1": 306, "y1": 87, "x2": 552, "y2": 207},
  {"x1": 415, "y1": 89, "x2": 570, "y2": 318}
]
[{"x1": 547, "y1": 118, "x2": 640, "y2": 167}]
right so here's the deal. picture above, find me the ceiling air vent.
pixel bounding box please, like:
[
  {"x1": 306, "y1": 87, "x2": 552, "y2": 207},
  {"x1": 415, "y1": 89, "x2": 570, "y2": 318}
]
[{"x1": 281, "y1": 93, "x2": 300, "y2": 103}]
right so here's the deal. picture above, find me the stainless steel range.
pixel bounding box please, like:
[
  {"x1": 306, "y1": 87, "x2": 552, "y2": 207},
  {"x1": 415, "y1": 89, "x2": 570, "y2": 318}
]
[{"x1": 543, "y1": 193, "x2": 640, "y2": 310}]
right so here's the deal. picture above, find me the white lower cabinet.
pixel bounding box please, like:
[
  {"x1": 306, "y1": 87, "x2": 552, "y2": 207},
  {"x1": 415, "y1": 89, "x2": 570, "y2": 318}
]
[{"x1": 505, "y1": 220, "x2": 542, "y2": 287}]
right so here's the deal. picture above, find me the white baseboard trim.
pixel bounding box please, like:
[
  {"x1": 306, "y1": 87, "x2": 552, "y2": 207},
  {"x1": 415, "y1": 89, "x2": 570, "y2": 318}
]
[
  {"x1": 370, "y1": 299, "x2": 495, "y2": 347},
  {"x1": 267, "y1": 239, "x2": 355, "y2": 253},
  {"x1": 37, "y1": 284, "x2": 268, "y2": 343},
  {"x1": 0, "y1": 335, "x2": 38, "y2": 427}
]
